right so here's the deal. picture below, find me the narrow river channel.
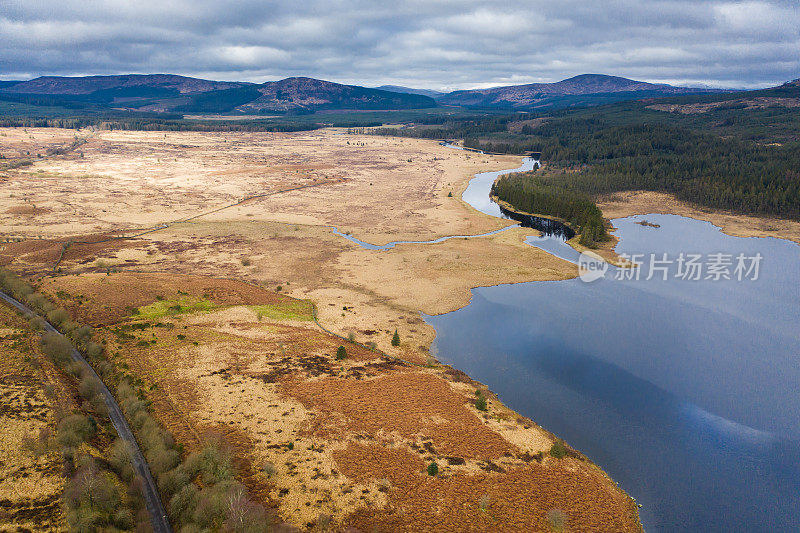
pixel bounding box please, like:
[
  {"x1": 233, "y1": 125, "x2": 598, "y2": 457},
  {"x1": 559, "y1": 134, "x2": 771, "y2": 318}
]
[{"x1": 424, "y1": 154, "x2": 800, "y2": 532}]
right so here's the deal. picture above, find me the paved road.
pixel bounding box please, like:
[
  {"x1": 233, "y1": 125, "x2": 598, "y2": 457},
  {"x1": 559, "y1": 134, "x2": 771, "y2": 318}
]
[{"x1": 0, "y1": 291, "x2": 172, "y2": 533}]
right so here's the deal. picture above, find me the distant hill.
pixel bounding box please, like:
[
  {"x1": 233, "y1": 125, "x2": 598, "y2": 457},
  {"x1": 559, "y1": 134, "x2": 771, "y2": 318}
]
[
  {"x1": 0, "y1": 74, "x2": 436, "y2": 114},
  {"x1": 0, "y1": 81, "x2": 22, "y2": 89},
  {"x1": 2, "y1": 74, "x2": 248, "y2": 95},
  {"x1": 375, "y1": 85, "x2": 445, "y2": 98},
  {"x1": 233, "y1": 78, "x2": 436, "y2": 112},
  {"x1": 438, "y1": 74, "x2": 725, "y2": 110}
]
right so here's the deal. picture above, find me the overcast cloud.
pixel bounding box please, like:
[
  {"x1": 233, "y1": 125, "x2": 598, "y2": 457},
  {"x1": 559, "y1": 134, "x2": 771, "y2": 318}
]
[{"x1": 1, "y1": 0, "x2": 798, "y2": 90}]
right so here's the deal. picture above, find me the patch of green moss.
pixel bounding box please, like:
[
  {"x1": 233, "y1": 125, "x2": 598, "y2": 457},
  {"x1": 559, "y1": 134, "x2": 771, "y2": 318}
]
[
  {"x1": 249, "y1": 301, "x2": 313, "y2": 322},
  {"x1": 135, "y1": 297, "x2": 215, "y2": 320}
]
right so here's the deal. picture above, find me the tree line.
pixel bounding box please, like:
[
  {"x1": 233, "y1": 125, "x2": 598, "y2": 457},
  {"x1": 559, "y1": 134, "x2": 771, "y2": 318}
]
[{"x1": 492, "y1": 170, "x2": 610, "y2": 247}]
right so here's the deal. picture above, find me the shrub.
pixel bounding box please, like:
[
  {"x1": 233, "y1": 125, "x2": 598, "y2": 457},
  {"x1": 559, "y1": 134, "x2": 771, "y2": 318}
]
[
  {"x1": 479, "y1": 494, "x2": 491, "y2": 512},
  {"x1": 427, "y1": 461, "x2": 439, "y2": 476},
  {"x1": 169, "y1": 483, "x2": 199, "y2": 524},
  {"x1": 547, "y1": 508, "x2": 567, "y2": 532},
  {"x1": 391, "y1": 329, "x2": 400, "y2": 347},
  {"x1": 316, "y1": 513, "x2": 332, "y2": 531},
  {"x1": 85, "y1": 342, "x2": 103, "y2": 360},
  {"x1": 192, "y1": 482, "x2": 233, "y2": 529},
  {"x1": 29, "y1": 316, "x2": 47, "y2": 331},
  {"x1": 111, "y1": 508, "x2": 135, "y2": 530},
  {"x1": 159, "y1": 465, "x2": 190, "y2": 500},
  {"x1": 40, "y1": 331, "x2": 73, "y2": 366},
  {"x1": 46, "y1": 308, "x2": 70, "y2": 327},
  {"x1": 335, "y1": 346, "x2": 347, "y2": 360},
  {"x1": 27, "y1": 293, "x2": 55, "y2": 314},
  {"x1": 57, "y1": 414, "x2": 95, "y2": 449},
  {"x1": 475, "y1": 394, "x2": 487, "y2": 411},
  {"x1": 109, "y1": 439, "x2": 135, "y2": 481},
  {"x1": 147, "y1": 446, "x2": 181, "y2": 476},
  {"x1": 78, "y1": 375, "x2": 102, "y2": 402},
  {"x1": 262, "y1": 461, "x2": 278, "y2": 477},
  {"x1": 22, "y1": 427, "x2": 53, "y2": 457},
  {"x1": 549, "y1": 441, "x2": 567, "y2": 459},
  {"x1": 185, "y1": 444, "x2": 233, "y2": 485},
  {"x1": 64, "y1": 459, "x2": 120, "y2": 515}
]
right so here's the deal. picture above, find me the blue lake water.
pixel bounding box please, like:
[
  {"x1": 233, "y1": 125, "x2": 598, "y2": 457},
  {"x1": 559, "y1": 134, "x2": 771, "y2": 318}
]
[{"x1": 424, "y1": 162, "x2": 800, "y2": 531}]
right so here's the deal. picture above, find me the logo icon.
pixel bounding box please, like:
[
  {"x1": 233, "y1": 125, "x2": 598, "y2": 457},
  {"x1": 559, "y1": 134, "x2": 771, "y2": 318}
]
[{"x1": 578, "y1": 251, "x2": 608, "y2": 282}]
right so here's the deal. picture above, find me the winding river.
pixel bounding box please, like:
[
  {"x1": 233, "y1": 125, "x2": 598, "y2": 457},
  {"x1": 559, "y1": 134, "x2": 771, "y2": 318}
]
[{"x1": 424, "y1": 157, "x2": 800, "y2": 532}]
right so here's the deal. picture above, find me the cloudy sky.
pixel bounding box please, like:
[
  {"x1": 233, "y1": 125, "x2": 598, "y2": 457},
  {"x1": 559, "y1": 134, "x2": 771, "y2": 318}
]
[{"x1": 1, "y1": 0, "x2": 798, "y2": 90}]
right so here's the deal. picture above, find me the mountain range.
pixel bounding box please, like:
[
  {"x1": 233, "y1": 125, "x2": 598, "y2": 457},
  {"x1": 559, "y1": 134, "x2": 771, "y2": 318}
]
[
  {"x1": 0, "y1": 73, "x2": 755, "y2": 114},
  {"x1": 437, "y1": 74, "x2": 726, "y2": 109}
]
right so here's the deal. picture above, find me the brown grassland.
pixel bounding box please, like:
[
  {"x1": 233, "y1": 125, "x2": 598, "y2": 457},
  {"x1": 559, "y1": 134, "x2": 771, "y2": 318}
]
[
  {"x1": 0, "y1": 127, "x2": 648, "y2": 531},
  {"x1": 0, "y1": 304, "x2": 66, "y2": 532}
]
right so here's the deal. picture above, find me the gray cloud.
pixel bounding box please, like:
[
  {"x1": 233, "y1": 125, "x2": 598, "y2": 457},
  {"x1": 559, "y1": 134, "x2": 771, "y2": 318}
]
[{"x1": 1, "y1": 0, "x2": 798, "y2": 89}]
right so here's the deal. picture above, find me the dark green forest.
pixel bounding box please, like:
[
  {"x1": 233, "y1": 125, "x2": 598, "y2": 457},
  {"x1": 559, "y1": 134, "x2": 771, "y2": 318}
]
[{"x1": 492, "y1": 171, "x2": 610, "y2": 247}]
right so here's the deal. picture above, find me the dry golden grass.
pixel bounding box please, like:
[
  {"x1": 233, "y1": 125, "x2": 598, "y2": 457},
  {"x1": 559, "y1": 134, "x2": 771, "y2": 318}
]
[{"x1": 0, "y1": 306, "x2": 65, "y2": 532}]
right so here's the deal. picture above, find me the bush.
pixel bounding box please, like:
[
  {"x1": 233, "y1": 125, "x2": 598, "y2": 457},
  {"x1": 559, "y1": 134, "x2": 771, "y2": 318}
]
[
  {"x1": 146, "y1": 446, "x2": 181, "y2": 476},
  {"x1": 185, "y1": 444, "x2": 233, "y2": 485},
  {"x1": 27, "y1": 293, "x2": 55, "y2": 314},
  {"x1": 547, "y1": 508, "x2": 567, "y2": 532},
  {"x1": 427, "y1": 461, "x2": 439, "y2": 476},
  {"x1": 391, "y1": 329, "x2": 400, "y2": 347},
  {"x1": 169, "y1": 483, "x2": 199, "y2": 524},
  {"x1": 57, "y1": 414, "x2": 95, "y2": 449},
  {"x1": 335, "y1": 346, "x2": 347, "y2": 360},
  {"x1": 549, "y1": 441, "x2": 567, "y2": 459},
  {"x1": 64, "y1": 459, "x2": 120, "y2": 515},
  {"x1": 479, "y1": 494, "x2": 491, "y2": 512},
  {"x1": 109, "y1": 439, "x2": 135, "y2": 481},
  {"x1": 192, "y1": 481, "x2": 235, "y2": 529},
  {"x1": 159, "y1": 465, "x2": 190, "y2": 500},
  {"x1": 40, "y1": 331, "x2": 73, "y2": 366},
  {"x1": 78, "y1": 375, "x2": 102, "y2": 402},
  {"x1": 28, "y1": 316, "x2": 47, "y2": 331},
  {"x1": 46, "y1": 308, "x2": 71, "y2": 327},
  {"x1": 475, "y1": 394, "x2": 487, "y2": 411},
  {"x1": 262, "y1": 461, "x2": 278, "y2": 477}
]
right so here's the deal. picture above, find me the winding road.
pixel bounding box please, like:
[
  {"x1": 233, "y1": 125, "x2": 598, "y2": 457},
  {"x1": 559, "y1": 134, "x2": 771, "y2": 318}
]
[{"x1": 0, "y1": 291, "x2": 172, "y2": 533}]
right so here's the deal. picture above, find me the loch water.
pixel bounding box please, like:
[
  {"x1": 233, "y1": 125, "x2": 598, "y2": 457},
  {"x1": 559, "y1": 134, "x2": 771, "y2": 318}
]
[{"x1": 426, "y1": 162, "x2": 800, "y2": 531}]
